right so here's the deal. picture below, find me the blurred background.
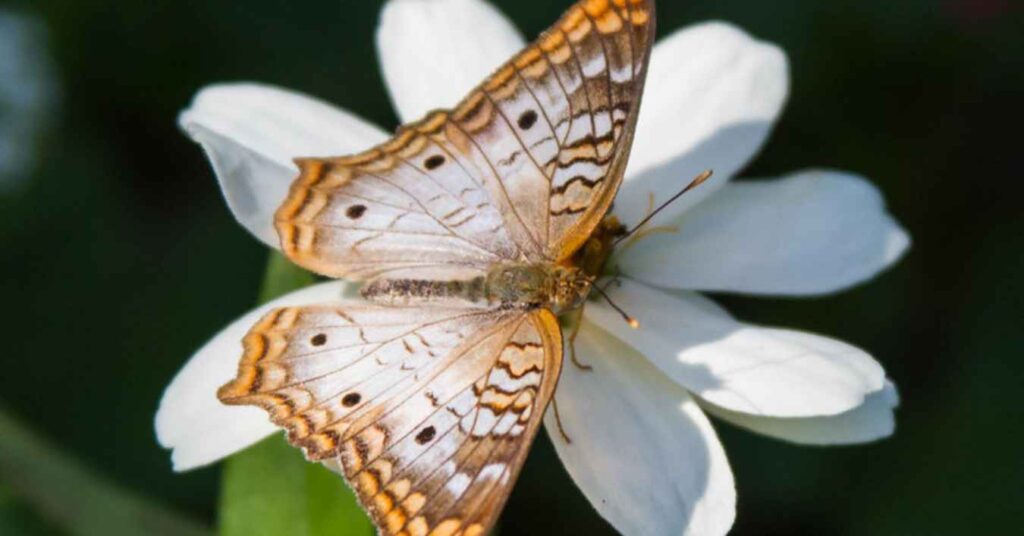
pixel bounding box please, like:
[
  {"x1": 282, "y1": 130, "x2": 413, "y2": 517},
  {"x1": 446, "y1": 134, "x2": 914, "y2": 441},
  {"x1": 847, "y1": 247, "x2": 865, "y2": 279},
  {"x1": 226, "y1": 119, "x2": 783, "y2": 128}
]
[{"x1": 0, "y1": 0, "x2": 1020, "y2": 534}]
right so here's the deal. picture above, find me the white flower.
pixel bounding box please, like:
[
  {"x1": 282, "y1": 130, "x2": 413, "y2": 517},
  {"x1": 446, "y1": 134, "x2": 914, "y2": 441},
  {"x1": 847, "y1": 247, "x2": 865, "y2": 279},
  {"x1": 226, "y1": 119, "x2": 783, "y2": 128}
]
[{"x1": 155, "y1": 1, "x2": 910, "y2": 535}]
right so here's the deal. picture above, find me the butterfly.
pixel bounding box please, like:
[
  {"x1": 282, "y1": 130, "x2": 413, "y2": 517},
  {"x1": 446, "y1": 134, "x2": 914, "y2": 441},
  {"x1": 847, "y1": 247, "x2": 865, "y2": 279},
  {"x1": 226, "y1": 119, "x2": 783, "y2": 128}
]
[{"x1": 218, "y1": 1, "x2": 656, "y2": 534}]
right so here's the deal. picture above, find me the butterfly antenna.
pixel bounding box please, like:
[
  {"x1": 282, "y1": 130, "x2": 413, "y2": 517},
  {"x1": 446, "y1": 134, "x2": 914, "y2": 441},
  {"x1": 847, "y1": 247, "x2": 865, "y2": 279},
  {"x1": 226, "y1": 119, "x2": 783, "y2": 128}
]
[
  {"x1": 592, "y1": 283, "x2": 640, "y2": 329},
  {"x1": 613, "y1": 169, "x2": 714, "y2": 247}
]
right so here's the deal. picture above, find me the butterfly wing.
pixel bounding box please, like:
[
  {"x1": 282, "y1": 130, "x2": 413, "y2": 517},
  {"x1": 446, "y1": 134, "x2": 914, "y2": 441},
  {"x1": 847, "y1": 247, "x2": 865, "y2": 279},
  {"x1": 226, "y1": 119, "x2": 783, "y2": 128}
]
[
  {"x1": 276, "y1": 0, "x2": 656, "y2": 277},
  {"x1": 219, "y1": 304, "x2": 563, "y2": 536},
  {"x1": 482, "y1": 0, "x2": 657, "y2": 260}
]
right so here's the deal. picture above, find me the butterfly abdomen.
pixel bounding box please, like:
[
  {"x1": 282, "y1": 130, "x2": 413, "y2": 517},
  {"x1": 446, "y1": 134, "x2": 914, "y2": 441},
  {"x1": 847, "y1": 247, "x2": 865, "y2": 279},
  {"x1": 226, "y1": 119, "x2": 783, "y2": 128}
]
[
  {"x1": 360, "y1": 276, "x2": 489, "y2": 306},
  {"x1": 358, "y1": 263, "x2": 589, "y2": 311}
]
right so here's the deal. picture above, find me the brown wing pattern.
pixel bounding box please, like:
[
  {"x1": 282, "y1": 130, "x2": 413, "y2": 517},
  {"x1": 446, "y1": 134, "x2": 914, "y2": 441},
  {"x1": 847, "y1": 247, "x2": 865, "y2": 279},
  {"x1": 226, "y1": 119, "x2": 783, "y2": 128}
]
[
  {"x1": 275, "y1": 0, "x2": 655, "y2": 277},
  {"x1": 516, "y1": 0, "x2": 655, "y2": 258},
  {"x1": 219, "y1": 305, "x2": 563, "y2": 536}
]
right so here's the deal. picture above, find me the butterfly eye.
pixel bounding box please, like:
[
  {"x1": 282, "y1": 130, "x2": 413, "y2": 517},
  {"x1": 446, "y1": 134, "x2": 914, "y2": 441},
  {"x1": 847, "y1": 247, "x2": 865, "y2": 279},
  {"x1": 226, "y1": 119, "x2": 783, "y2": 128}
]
[
  {"x1": 424, "y1": 155, "x2": 446, "y2": 170},
  {"x1": 310, "y1": 333, "x2": 327, "y2": 346},
  {"x1": 415, "y1": 425, "x2": 436, "y2": 444},
  {"x1": 346, "y1": 205, "x2": 367, "y2": 219},
  {"x1": 517, "y1": 110, "x2": 538, "y2": 130},
  {"x1": 342, "y1": 392, "x2": 362, "y2": 407}
]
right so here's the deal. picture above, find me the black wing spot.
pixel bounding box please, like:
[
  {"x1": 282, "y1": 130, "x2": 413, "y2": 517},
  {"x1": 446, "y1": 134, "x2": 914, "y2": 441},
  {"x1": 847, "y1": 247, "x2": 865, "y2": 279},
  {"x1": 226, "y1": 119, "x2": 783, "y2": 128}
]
[
  {"x1": 424, "y1": 155, "x2": 446, "y2": 170},
  {"x1": 346, "y1": 204, "x2": 367, "y2": 219},
  {"x1": 518, "y1": 110, "x2": 538, "y2": 130},
  {"x1": 311, "y1": 333, "x2": 327, "y2": 346},
  {"x1": 342, "y1": 392, "x2": 362, "y2": 407},
  {"x1": 415, "y1": 425, "x2": 436, "y2": 444}
]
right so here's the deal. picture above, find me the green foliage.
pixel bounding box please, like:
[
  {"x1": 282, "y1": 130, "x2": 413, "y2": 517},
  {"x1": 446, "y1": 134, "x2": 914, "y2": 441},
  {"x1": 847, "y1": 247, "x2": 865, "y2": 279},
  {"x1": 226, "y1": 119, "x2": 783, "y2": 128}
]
[
  {"x1": 256, "y1": 253, "x2": 318, "y2": 304},
  {"x1": 0, "y1": 406, "x2": 210, "y2": 536},
  {"x1": 218, "y1": 254, "x2": 373, "y2": 536},
  {"x1": 218, "y1": 436, "x2": 373, "y2": 536}
]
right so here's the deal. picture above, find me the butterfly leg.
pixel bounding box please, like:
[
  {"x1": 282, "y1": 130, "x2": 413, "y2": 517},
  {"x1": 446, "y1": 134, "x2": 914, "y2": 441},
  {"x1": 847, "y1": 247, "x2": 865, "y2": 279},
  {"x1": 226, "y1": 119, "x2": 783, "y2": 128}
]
[
  {"x1": 563, "y1": 308, "x2": 592, "y2": 371},
  {"x1": 550, "y1": 395, "x2": 573, "y2": 444}
]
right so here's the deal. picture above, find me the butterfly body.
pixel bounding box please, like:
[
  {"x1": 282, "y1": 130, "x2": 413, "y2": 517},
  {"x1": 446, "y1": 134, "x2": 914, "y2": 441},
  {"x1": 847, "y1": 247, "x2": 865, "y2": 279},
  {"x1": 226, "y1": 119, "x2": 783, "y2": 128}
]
[
  {"x1": 360, "y1": 263, "x2": 592, "y2": 313},
  {"x1": 218, "y1": 2, "x2": 656, "y2": 534}
]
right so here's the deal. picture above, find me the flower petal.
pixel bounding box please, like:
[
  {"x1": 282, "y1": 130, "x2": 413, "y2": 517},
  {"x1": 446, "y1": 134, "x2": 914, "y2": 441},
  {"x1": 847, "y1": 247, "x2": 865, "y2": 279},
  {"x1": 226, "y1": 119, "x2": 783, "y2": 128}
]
[
  {"x1": 584, "y1": 280, "x2": 886, "y2": 417},
  {"x1": 701, "y1": 380, "x2": 899, "y2": 445},
  {"x1": 618, "y1": 170, "x2": 911, "y2": 296},
  {"x1": 376, "y1": 0, "x2": 525, "y2": 123},
  {"x1": 617, "y1": 22, "x2": 789, "y2": 226},
  {"x1": 545, "y1": 321, "x2": 735, "y2": 536},
  {"x1": 179, "y1": 83, "x2": 389, "y2": 247},
  {"x1": 155, "y1": 280, "x2": 355, "y2": 471}
]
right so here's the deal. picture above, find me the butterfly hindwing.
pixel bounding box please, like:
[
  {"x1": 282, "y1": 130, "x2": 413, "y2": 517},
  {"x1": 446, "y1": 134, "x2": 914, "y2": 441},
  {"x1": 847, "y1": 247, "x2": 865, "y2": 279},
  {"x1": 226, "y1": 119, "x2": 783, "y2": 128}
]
[
  {"x1": 276, "y1": 0, "x2": 655, "y2": 278},
  {"x1": 220, "y1": 304, "x2": 563, "y2": 536}
]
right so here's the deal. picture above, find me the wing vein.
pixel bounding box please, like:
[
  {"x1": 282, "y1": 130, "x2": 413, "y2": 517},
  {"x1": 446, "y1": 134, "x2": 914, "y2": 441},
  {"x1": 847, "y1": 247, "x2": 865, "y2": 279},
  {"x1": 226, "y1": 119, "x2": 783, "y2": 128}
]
[
  {"x1": 560, "y1": 28, "x2": 598, "y2": 141},
  {"x1": 448, "y1": 119, "x2": 546, "y2": 258},
  {"x1": 392, "y1": 315, "x2": 526, "y2": 534},
  {"x1": 258, "y1": 310, "x2": 491, "y2": 394},
  {"x1": 538, "y1": 44, "x2": 575, "y2": 149},
  {"x1": 480, "y1": 89, "x2": 555, "y2": 248},
  {"x1": 340, "y1": 312, "x2": 515, "y2": 443},
  {"x1": 580, "y1": 7, "x2": 616, "y2": 135},
  {"x1": 360, "y1": 170, "x2": 499, "y2": 257}
]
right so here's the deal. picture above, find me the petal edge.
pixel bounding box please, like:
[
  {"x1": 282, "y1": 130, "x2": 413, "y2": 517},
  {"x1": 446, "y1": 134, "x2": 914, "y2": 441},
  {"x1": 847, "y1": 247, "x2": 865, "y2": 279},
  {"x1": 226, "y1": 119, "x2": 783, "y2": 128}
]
[
  {"x1": 617, "y1": 21, "x2": 790, "y2": 226},
  {"x1": 155, "y1": 280, "x2": 355, "y2": 471},
  {"x1": 701, "y1": 380, "x2": 900, "y2": 445},
  {"x1": 376, "y1": 0, "x2": 525, "y2": 123},
  {"x1": 619, "y1": 170, "x2": 912, "y2": 296},
  {"x1": 545, "y1": 320, "x2": 736, "y2": 536},
  {"x1": 584, "y1": 281, "x2": 887, "y2": 418},
  {"x1": 179, "y1": 83, "x2": 388, "y2": 247}
]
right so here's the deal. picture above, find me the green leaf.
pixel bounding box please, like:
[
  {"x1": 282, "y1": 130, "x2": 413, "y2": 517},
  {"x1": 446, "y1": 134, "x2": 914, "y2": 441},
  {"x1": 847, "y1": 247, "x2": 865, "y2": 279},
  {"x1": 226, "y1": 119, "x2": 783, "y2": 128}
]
[
  {"x1": 0, "y1": 405, "x2": 211, "y2": 536},
  {"x1": 257, "y1": 252, "x2": 318, "y2": 303},
  {"x1": 218, "y1": 252, "x2": 373, "y2": 536},
  {"x1": 219, "y1": 436, "x2": 372, "y2": 536}
]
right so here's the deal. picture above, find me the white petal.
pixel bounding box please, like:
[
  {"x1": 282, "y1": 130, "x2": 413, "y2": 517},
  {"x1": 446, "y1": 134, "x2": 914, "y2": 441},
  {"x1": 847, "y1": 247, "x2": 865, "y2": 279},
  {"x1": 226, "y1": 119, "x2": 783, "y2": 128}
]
[
  {"x1": 545, "y1": 321, "x2": 735, "y2": 536},
  {"x1": 617, "y1": 22, "x2": 790, "y2": 226},
  {"x1": 376, "y1": 0, "x2": 525, "y2": 123},
  {"x1": 619, "y1": 170, "x2": 911, "y2": 296},
  {"x1": 702, "y1": 380, "x2": 900, "y2": 445},
  {"x1": 179, "y1": 83, "x2": 389, "y2": 247},
  {"x1": 584, "y1": 280, "x2": 886, "y2": 417},
  {"x1": 155, "y1": 280, "x2": 355, "y2": 471}
]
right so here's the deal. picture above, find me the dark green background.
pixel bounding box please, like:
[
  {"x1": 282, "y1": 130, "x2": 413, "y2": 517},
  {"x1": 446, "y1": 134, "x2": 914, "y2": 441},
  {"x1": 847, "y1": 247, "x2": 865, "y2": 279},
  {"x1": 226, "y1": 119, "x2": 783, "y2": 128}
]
[{"x1": 1, "y1": 0, "x2": 1020, "y2": 534}]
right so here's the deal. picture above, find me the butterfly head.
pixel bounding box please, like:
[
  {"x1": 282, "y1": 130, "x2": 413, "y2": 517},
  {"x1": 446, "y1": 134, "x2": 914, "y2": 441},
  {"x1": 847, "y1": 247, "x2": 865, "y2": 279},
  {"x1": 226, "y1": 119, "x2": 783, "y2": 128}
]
[{"x1": 549, "y1": 266, "x2": 594, "y2": 313}]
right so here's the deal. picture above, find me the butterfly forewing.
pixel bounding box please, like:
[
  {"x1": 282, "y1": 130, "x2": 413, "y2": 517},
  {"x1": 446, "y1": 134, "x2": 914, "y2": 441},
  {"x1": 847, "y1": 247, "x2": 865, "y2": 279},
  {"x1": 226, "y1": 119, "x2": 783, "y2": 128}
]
[
  {"x1": 276, "y1": 0, "x2": 655, "y2": 277},
  {"x1": 277, "y1": 136, "x2": 516, "y2": 281},
  {"x1": 220, "y1": 304, "x2": 562, "y2": 536}
]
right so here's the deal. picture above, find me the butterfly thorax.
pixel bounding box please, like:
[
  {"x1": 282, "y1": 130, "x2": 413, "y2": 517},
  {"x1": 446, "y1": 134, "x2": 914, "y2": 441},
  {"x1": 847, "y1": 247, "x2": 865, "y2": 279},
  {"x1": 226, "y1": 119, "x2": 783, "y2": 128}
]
[{"x1": 484, "y1": 263, "x2": 592, "y2": 313}]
